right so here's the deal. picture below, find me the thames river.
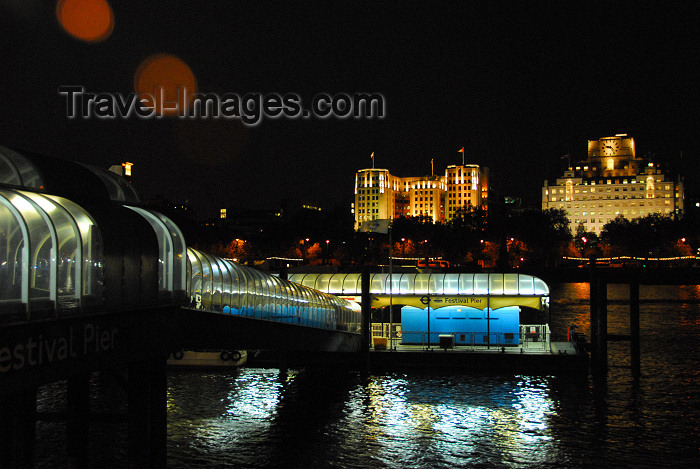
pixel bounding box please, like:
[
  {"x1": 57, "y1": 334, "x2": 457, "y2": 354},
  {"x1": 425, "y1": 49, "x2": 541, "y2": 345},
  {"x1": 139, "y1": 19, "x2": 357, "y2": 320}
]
[{"x1": 35, "y1": 283, "x2": 699, "y2": 467}]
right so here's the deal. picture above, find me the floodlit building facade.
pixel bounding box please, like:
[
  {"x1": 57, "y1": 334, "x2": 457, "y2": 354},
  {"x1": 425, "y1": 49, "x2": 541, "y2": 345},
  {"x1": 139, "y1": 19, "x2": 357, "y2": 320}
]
[
  {"x1": 353, "y1": 164, "x2": 489, "y2": 230},
  {"x1": 542, "y1": 134, "x2": 684, "y2": 235}
]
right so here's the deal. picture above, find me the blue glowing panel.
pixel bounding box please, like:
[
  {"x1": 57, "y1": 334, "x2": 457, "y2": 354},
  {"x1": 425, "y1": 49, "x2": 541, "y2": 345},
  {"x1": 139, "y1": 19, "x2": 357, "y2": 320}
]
[{"x1": 400, "y1": 305, "x2": 520, "y2": 345}]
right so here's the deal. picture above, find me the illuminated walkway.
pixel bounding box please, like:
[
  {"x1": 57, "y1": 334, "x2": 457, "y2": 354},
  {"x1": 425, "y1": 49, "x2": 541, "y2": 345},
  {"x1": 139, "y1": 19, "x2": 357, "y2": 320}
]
[{"x1": 0, "y1": 145, "x2": 360, "y2": 335}]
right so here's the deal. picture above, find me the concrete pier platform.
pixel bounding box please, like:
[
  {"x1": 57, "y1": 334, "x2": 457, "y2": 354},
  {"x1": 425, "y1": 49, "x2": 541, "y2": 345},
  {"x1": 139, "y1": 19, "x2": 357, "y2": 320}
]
[{"x1": 368, "y1": 342, "x2": 588, "y2": 375}]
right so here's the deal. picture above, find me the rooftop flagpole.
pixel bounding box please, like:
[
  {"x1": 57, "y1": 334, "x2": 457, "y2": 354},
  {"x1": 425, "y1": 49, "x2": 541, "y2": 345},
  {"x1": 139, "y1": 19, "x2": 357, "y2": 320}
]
[
  {"x1": 459, "y1": 147, "x2": 465, "y2": 165},
  {"x1": 371, "y1": 151, "x2": 375, "y2": 169},
  {"x1": 561, "y1": 153, "x2": 571, "y2": 169}
]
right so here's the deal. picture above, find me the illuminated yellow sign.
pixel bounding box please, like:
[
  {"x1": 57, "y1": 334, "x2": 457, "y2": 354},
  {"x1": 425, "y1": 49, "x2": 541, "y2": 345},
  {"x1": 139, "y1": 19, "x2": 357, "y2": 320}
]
[{"x1": 370, "y1": 295, "x2": 544, "y2": 311}]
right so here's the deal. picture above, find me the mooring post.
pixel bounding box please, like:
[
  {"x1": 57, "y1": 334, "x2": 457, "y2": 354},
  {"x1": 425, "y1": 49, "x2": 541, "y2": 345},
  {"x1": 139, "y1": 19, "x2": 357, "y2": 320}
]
[
  {"x1": 597, "y1": 279, "x2": 608, "y2": 373},
  {"x1": 0, "y1": 400, "x2": 10, "y2": 468},
  {"x1": 630, "y1": 281, "x2": 641, "y2": 377},
  {"x1": 67, "y1": 373, "x2": 91, "y2": 468},
  {"x1": 0, "y1": 388, "x2": 37, "y2": 467},
  {"x1": 361, "y1": 267, "x2": 371, "y2": 360},
  {"x1": 278, "y1": 349, "x2": 288, "y2": 374},
  {"x1": 128, "y1": 357, "x2": 168, "y2": 468},
  {"x1": 589, "y1": 265, "x2": 599, "y2": 370}
]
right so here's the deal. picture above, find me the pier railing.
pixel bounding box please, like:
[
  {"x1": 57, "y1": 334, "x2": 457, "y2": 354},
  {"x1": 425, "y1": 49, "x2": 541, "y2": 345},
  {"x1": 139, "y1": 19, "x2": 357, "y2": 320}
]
[{"x1": 386, "y1": 328, "x2": 551, "y2": 351}]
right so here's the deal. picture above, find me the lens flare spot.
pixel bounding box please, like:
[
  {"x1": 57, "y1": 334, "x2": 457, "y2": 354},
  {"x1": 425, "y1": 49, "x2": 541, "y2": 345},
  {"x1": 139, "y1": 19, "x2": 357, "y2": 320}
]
[
  {"x1": 56, "y1": 0, "x2": 114, "y2": 43},
  {"x1": 134, "y1": 54, "x2": 198, "y2": 116}
]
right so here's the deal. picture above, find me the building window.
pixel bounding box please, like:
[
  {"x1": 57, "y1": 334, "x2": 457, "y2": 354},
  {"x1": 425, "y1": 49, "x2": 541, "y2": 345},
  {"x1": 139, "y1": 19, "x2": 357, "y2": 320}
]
[{"x1": 646, "y1": 176, "x2": 655, "y2": 198}]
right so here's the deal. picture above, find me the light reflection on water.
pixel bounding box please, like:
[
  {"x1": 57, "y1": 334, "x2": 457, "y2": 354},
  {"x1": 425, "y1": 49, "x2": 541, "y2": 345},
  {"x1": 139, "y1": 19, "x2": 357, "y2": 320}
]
[{"x1": 167, "y1": 370, "x2": 566, "y2": 468}]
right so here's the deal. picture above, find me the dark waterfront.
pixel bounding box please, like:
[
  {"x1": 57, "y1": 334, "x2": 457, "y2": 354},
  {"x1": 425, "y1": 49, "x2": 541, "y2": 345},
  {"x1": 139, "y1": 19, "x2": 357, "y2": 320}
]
[{"x1": 36, "y1": 283, "x2": 699, "y2": 467}]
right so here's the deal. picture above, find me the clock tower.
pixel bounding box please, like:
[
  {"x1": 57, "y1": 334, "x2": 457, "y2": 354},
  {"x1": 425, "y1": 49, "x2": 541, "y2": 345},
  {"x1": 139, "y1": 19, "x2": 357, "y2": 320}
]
[{"x1": 587, "y1": 134, "x2": 636, "y2": 172}]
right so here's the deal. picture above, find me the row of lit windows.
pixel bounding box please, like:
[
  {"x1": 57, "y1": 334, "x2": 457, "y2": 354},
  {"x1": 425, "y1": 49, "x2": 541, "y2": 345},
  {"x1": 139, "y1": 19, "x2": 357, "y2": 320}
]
[
  {"x1": 573, "y1": 206, "x2": 669, "y2": 217},
  {"x1": 551, "y1": 193, "x2": 672, "y2": 202},
  {"x1": 358, "y1": 180, "x2": 483, "y2": 194},
  {"x1": 550, "y1": 184, "x2": 672, "y2": 194},
  {"x1": 448, "y1": 192, "x2": 475, "y2": 197},
  {"x1": 448, "y1": 199, "x2": 473, "y2": 205},
  {"x1": 557, "y1": 199, "x2": 671, "y2": 209},
  {"x1": 574, "y1": 209, "x2": 673, "y2": 226},
  {"x1": 555, "y1": 176, "x2": 667, "y2": 186}
]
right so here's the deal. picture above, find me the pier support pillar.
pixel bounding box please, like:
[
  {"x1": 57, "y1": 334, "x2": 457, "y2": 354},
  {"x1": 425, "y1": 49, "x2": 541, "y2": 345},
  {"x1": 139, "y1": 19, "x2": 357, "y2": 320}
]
[
  {"x1": 361, "y1": 267, "x2": 371, "y2": 354},
  {"x1": 596, "y1": 280, "x2": 608, "y2": 373},
  {"x1": 67, "y1": 373, "x2": 91, "y2": 468},
  {"x1": 589, "y1": 269, "x2": 599, "y2": 369},
  {"x1": 278, "y1": 350, "x2": 288, "y2": 374},
  {"x1": 0, "y1": 388, "x2": 37, "y2": 468},
  {"x1": 360, "y1": 267, "x2": 371, "y2": 370},
  {"x1": 128, "y1": 357, "x2": 167, "y2": 468},
  {"x1": 630, "y1": 281, "x2": 641, "y2": 377},
  {"x1": 589, "y1": 267, "x2": 608, "y2": 375}
]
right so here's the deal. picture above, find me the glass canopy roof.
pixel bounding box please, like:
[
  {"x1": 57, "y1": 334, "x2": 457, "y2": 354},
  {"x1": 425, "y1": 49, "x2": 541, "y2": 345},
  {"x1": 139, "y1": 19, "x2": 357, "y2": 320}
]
[
  {"x1": 287, "y1": 273, "x2": 550, "y2": 297},
  {"x1": 0, "y1": 188, "x2": 103, "y2": 321},
  {"x1": 0, "y1": 145, "x2": 45, "y2": 190}
]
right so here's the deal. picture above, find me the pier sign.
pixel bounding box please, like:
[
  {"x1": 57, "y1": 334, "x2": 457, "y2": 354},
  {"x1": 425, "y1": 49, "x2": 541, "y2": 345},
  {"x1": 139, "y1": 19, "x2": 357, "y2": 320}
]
[
  {"x1": 432, "y1": 296, "x2": 486, "y2": 307},
  {"x1": 370, "y1": 294, "x2": 493, "y2": 309},
  {"x1": 0, "y1": 321, "x2": 118, "y2": 374}
]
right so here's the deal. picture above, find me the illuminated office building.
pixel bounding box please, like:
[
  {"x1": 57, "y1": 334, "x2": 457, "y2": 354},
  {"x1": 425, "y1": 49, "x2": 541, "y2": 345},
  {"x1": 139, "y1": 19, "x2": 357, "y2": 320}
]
[
  {"x1": 542, "y1": 134, "x2": 684, "y2": 235},
  {"x1": 353, "y1": 164, "x2": 488, "y2": 230},
  {"x1": 445, "y1": 164, "x2": 488, "y2": 219}
]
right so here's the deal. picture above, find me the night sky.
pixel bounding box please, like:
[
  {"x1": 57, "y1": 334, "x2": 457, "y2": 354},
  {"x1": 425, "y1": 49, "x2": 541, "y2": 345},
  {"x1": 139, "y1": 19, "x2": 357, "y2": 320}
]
[{"x1": 0, "y1": 1, "x2": 697, "y2": 217}]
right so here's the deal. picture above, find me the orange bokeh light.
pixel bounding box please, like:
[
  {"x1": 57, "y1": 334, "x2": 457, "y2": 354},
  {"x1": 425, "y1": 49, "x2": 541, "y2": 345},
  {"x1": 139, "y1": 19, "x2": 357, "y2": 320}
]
[
  {"x1": 134, "y1": 54, "x2": 198, "y2": 116},
  {"x1": 56, "y1": 0, "x2": 114, "y2": 43}
]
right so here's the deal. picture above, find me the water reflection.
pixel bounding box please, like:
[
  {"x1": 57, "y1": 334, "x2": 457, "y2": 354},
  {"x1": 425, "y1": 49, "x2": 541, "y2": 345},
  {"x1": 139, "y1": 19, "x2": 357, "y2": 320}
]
[{"x1": 339, "y1": 374, "x2": 557, "y2": 467}]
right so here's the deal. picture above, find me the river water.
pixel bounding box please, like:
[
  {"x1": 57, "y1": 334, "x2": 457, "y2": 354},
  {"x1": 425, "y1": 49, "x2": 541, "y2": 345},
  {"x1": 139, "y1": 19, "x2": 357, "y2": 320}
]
[{"x1": 35, "y1": 283, "x2": 699, "y2": 467}]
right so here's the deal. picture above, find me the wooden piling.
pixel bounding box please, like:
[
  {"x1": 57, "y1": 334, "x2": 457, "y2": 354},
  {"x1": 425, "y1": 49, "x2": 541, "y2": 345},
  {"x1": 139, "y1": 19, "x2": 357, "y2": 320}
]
[
  {"x1": 0, "y1": 388, "x2": 37, "y2": 467},
  {"x1": 630, "y1": 281, "x2": 641, "y2": 376},
  {"x1": 128, "y1": 357, "x2": 167, "y2": 468},
  {"x1": 597, "y1": 280, "x2": 608, "y2": 373},
  {"x1": 589, "y1": 266, "x2": 600, "y2": 370},
  {"x1": 67, "y1": 373, "x2": 91, "y2": 468}
]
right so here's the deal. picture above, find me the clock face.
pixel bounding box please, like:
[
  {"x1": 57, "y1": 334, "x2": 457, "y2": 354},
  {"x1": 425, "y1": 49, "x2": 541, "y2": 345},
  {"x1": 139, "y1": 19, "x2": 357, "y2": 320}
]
[{"x1": 601, "y1": 139, "x2": 619, "y2": 156}]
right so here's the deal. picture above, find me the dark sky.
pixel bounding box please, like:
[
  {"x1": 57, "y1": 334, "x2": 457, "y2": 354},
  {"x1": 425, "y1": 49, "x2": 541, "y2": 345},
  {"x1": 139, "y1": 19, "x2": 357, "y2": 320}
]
[{"x1": 0, "y1": 1, "x2": 697, "y2": 217}]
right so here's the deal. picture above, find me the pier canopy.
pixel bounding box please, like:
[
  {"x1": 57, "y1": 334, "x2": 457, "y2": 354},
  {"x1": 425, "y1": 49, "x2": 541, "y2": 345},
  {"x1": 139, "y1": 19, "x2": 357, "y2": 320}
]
[
  {"x1": 125, "y1": 206, "x2": 187, "y2": 301},
  {"x1": 186, "y1": 248, "x2": 361, "y2": 332},
  {"x1": 287, "y1": 273, "x2": 550, "y2": 310},
  {"x1": 0, "y1": 145, "x2": 44, "y2": 190},
  {"x1": 0, "y1": 188, "x2": 103, "y2": 320},
  {"x1": 83, "y1": 165, "x2": 140, "y2": 203}
]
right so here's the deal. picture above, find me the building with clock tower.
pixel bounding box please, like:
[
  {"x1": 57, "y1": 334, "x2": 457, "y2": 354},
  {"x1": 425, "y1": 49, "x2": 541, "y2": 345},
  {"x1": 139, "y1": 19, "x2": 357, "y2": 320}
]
[{"x1": 542, "y1": 134, "x2": 684, "y2": 235}]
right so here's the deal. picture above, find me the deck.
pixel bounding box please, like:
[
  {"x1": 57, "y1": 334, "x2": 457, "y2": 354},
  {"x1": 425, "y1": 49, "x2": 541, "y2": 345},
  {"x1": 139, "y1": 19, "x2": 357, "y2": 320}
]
[{"x1": 368, "y1": 340, "x2": 586, "y2": 375}]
